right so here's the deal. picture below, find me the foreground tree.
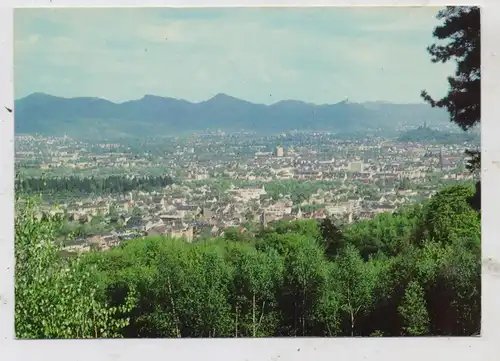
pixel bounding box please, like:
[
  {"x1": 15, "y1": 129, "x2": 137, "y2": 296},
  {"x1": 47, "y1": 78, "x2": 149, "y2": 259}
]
[
  {"x1": 398, "y1": 281, "x2": 430, "y2": 336},
  {"x1": 422, "y1": 184, "x2": 480, "y2": 246},
  {"x1": 421, "y1": 6, "x2": 481, "y2": 209},
  {"x1": 229, "y1": 244, "x2": 284, "y2": 337},
  {"x1": 15, "y1": 196, "x2": 134, "y2": 338},
  {"x1": 319, "y1": 218, "x2": 345, "y2": 259},
  {"x1": 335, "y1": 244, "x2": 377, "y2": 336}
]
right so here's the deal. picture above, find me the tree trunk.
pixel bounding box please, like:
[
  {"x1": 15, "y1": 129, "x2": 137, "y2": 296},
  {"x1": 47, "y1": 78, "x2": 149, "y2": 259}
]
[
  {"x1": 302, "y1": 285, "x2": 306, "y2": 335},
  {"x1": 350, "y1": 311, "x2": 355, "y2": 337},
  {"x1": 252, "y1": 293, "x2": 256, "y2": 337},
  {"x1": 235, "y1": 303, "x2": 239, "y2": 337},
  {"x1": 294, "y1": 300, "x2": 297, "y2": 336},
  {"x1": 166, "y1": 274, "x2": 181, "y2": 338},
  {"x1": 93, "y1": 312, "x2": 98, "y2": 338},
  {"x1": 326, "y1": 323, "x2": 332, "y2": 337},
  {"x1": 256, "y1": 300, "x2": 266, "y2": 335},
  {"x1": 346, "y1": 282, "x2": 354, "y2": 337}
]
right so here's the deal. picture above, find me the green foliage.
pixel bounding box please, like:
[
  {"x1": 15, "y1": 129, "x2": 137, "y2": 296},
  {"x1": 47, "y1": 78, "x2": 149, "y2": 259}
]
[
  {"x1": 273, "y1": 219, "x2": 322, "y2": 240},
  {"x1": 425, "y1": 238, "x2": 481, "y2": 335},
  {"x1": 335, "y1": 244, "x2": 377, "y2": 336},
  {"x1": 223, "y1": 227, "x2": 253, "y2": 243},
  {"x1": 422, "y1": 185, "x2": 480, "y2": 245},
  {"x1": 278, "y1": 234, "x2": 330, "y2": 336},
  {"x1": 15, "y1": 197, "x2": 134, "y2": 339},
  {"x1": 229, "y1": 243, "x2": 284, "y2": 337},
  {"x1": 319, "y1": 218, "x2": 344, "y2": 258},
  {"x1": 312, "y1": 262, "x2": 342, "y2": 336},
  {"x1": 398, "y1": 281, "x2": 430, "y2": 336},
  {"x1": 343, "y1": 208, "x2": 420, "y2": 259}
]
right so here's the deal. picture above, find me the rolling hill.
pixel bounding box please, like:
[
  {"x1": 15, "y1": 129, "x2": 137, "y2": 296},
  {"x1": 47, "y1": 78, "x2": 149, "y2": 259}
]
[
  {"x1": 14, "y1": 93, "x2": 451, "y2": 139},
  {"x1": 397, "y1": 126, "x2": 479, "y2": 144}
]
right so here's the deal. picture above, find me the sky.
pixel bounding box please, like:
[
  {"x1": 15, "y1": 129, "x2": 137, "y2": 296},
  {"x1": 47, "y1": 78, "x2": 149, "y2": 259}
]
[{"x1": 14, "y1": 7, "x2": 455, "y2": 104}]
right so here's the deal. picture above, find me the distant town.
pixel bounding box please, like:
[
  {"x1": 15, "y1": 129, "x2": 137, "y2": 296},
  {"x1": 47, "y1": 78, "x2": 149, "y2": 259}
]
[{"x1": 15, "y1": 129, "x2": 478, "y2": 254}]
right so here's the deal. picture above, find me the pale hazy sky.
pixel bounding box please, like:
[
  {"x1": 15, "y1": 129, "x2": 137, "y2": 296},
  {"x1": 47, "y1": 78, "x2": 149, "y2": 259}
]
[{"x1": 14, "y1": 7, "x2": 454, "y2": 104}]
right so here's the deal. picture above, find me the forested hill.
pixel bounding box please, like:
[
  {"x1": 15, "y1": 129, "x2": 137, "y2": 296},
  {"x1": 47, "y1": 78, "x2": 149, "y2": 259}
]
[
  {"x1": 16, "y1": 184, "x2": 481, "y2": 338},
  {"x1": 397, "y1": 126, "x2": 479, "y2": 144},
  {"x1": 15, "y1": 93, "x2": 449, "y2": 138}
]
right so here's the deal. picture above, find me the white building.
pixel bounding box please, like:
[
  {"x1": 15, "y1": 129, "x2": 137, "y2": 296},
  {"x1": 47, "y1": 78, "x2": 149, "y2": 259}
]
[
  {"x1": 235, "y1": 186, "x2": 267, "y2": 201},
  {"x1": 348, "y1": 161, "x2": 364, "y2": 173}
]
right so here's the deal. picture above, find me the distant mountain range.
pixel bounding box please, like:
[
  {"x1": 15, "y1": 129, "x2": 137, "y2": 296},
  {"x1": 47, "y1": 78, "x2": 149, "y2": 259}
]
[{"x1": 14, "y1": 92, "x2": 451, "y2": 139}]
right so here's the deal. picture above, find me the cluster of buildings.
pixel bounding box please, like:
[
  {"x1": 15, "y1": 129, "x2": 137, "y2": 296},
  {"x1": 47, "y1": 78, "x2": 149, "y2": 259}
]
[
  {"x1": 50, "y1": 175, "x2": 444, "y2": 253},
  {"x1": 16, "y1": 132, "x2": 477, "y2": 253}
]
